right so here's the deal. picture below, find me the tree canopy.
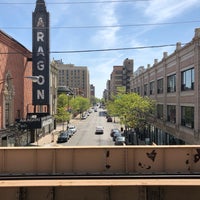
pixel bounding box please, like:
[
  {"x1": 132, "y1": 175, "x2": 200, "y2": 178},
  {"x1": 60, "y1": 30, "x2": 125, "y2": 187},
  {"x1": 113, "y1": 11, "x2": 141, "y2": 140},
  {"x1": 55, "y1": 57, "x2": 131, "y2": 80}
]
[
  {"x1": 106, "y1": 93, "x2": 155, "y2": 129},
  {"x1": 70, "y1": 96, "x2": 90, "y2": 115},
  {"x1": 55, "y1": 94, "x2": 71, "y2": 123}
]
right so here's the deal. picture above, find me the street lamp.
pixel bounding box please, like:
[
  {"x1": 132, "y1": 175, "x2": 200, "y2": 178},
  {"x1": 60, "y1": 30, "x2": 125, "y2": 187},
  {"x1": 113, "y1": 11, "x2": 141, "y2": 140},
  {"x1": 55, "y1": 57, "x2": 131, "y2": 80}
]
[{"x1": 24, "y1": 76, "x2": 39, "y2": 83}]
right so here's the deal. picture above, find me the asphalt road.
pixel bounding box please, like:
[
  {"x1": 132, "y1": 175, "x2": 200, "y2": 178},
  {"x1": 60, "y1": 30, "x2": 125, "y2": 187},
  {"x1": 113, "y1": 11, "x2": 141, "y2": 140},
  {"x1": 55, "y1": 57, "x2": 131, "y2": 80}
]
[{"x1": 58, "y1": 108, "x2": 121, "y2": 146}]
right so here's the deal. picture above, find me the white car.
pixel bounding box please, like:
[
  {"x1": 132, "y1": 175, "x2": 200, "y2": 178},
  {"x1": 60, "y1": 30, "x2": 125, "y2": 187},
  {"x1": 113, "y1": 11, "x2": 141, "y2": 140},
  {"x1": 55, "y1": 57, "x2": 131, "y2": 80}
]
[
  {"x1": 115, "y1": 136, "x2": 125, "y2": 145},
  {"x1": 68, "y1": 125, "x2": 77, "y2": 133},
  {"x1": 95, "y1": 126, "x2": 104, "y2": 134}
]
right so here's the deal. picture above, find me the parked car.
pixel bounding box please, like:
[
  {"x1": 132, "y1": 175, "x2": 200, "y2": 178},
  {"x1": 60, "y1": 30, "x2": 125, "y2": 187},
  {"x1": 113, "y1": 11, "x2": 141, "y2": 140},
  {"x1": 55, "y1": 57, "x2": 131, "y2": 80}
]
[
  {"x1": 95, "y1": 126, "x2": 104, "y2": 134},
  {"x1": 66, "y1": 129, "x2": 74, "y2": 138},
  {"x1": 113, "y1": 131, "x2": 122, "y2": 141},
  {"x1": 107, "y1": 117, "x2": 112, "y2": 122},
  {"x1": 110, "y1": 128, "x2": 120, "y2": 137},
  {"x1": 88, "y1": 109, "x2": 93, "y2": 113},
  {"x1": 68, "y1": 125, "x2": 77, "y2": 134},
  {"x1": 81, "y1": 114, "x2": 87, "y2": 120},
  {"x1": 57, "y1": 131, "x2": 70, "y2": 143},
  {"x1": 115, "y1": 136, "x2": 126, "y2": 145}
]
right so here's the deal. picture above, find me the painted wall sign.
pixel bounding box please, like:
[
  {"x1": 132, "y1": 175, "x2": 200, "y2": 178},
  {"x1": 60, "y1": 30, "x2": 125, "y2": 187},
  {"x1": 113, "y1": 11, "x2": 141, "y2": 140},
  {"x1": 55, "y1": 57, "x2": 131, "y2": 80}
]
[{"x1": 32, "y1": 0, "x2": 50, "y2": 105}]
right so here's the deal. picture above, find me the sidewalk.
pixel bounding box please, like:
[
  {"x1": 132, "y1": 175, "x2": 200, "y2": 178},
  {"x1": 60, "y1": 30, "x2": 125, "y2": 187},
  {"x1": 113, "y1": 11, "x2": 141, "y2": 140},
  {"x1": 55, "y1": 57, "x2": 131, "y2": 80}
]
[{"x1": 32, "y1": 115, "x2": 81, "y2": 146}]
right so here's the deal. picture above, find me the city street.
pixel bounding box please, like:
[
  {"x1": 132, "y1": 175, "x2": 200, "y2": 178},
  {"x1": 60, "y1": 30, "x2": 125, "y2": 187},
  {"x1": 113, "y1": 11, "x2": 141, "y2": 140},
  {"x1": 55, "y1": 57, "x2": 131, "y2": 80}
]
[{"x1": 56, "y1": 108, "x2": 121, "y2": 146}]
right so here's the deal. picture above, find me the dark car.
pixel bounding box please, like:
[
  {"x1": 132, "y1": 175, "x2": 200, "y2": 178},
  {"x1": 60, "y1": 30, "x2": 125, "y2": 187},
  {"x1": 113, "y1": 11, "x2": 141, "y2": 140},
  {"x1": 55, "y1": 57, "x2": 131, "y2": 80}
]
[
  {"x1": 107, "y1": 117, "x2": 113, "y2": 122},
  {"x1": 81, "y1": 114, "x2": 87, "y2": 120},
  {"x1": 110, "y1": 128, "x2": 120, "y2": 137},
  {"x1": 113, "y1": 131, "x2": 122, "y2": 141},
  {"x1": 57, "y1": 131, "x2": 70, "y2": 143}
]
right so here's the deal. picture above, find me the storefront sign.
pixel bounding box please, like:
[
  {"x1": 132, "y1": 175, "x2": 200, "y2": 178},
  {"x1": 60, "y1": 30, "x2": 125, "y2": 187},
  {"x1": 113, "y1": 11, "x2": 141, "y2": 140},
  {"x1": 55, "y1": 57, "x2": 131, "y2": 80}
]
[{"x1": 20, "y1": 115, "x2": 53, "y2": 129}]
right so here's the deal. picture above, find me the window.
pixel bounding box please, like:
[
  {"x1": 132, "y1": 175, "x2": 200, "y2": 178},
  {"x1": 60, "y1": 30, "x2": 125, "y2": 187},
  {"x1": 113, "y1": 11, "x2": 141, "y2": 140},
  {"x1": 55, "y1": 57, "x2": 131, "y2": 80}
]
[
  {"x1": 181, "y1": 106, "x2": 194, "y2": 129},
  {"x1": 167, "y1": 74, "x2": 176, "y2": 93},
  {"x1": 167, "y1": 105, "x2": 176, "y2": 123},
  {"x1": 157, "y1": 104, "x2": 163, "y2": 119},
  {"x1": 157, "y1": 78, "x2": 163, "y2": 94},
  {"x1": 181, "y1": 68, "x2": 194, "y2": 91},
  {"x1": 150, "y1": 81, "x2": 154, "y2": 95},
  {"x1": 144, "y1": 84, "x2": 148, "y2": 96}
]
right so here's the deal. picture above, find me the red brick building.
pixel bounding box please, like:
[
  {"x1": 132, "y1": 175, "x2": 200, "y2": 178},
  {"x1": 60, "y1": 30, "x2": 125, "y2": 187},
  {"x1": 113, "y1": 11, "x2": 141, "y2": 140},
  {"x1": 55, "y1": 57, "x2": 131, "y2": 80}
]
[{"x1": 0, "y1": 30, "x2": 33, "y2": 130}]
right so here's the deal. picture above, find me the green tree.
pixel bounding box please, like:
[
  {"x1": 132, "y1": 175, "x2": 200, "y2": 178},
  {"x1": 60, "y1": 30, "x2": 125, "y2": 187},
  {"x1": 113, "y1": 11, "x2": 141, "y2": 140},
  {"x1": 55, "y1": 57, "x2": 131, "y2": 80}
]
[
  {"x1": 55, "y1": 94, "x2": 71, "y2": 127},
  {"x1": 57, "y1": 93, "x2": 68, "y2": 108},
  {"x1": 70, "y1": 96, "x2": 90, "y2": 117},
  {"x1": 107, "y1": 93, "x2": 155, "y2": 129},
  {"x1": 90, "y1": 96, "x2": 98, "y2": 106}
]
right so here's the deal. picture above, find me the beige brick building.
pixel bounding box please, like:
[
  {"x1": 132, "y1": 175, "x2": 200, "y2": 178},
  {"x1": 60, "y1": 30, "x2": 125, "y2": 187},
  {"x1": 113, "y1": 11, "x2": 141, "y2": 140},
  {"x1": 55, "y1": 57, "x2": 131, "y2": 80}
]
[
  {"x1": 131, "y1": 28, "x2": 200, "y2": 144},
  {"x1": 55, "y1": 60, "x2": 90, "y2": 99},
  {"x1": 110, "y1": 65, "x2": 123, "y2": 96}
]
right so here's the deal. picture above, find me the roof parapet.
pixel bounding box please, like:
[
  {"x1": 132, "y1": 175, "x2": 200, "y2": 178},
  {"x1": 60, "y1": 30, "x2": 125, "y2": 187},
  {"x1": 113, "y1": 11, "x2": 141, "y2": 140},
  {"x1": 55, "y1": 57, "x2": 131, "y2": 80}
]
[
  {"x1": 194, "y1": 28, "x2": 200, "y2": 38},
  {"x1": 163, "y1": 52, "x2": 168, "y2": 59},
  {"x1": 154, "y1": 59, "x2": 158, "y2": 65},
  {"x1": 176, "y1": 42, "x2": 182, "y2": 51}
]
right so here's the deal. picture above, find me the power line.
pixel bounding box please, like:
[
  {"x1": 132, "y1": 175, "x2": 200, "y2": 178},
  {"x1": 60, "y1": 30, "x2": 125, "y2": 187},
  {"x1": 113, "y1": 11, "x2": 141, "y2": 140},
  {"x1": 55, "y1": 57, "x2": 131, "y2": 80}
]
[
  {"x1": 52, "y1": 20, "x2": 200, "y2": 29},
  {"x1": 1, "y1": 20, "x2": 200, "y2": 30},
  {"x1": 0, "y1": 43, "x2": 187, "y2": 55},
  {"x1": 0, "y1": 1, "x2": 151, "y2": 5},
  {"x1": 51, "y1": 44, "x2": 186, "y2": 53}
]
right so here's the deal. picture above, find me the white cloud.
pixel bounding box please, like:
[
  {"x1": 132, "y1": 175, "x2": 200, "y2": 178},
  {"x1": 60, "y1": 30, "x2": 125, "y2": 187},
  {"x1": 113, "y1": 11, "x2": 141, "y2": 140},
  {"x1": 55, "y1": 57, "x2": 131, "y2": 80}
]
[
  {"x1": 1, "y1": 0, "x2": 198, "y2": 98},
  {"x1": 144, "y1": 0, "x2": 199, "y2": 22},
  {"x1": 50, "y1": 5, "x2": 70, "y2": 26},
  {"x1": 91, "y1": 3, "x2": 120, "y2": 47}
]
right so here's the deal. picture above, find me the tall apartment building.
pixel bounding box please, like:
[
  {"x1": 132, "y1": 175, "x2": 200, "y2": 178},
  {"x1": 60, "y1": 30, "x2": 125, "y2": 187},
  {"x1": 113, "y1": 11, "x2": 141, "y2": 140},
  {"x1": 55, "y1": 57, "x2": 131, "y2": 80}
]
[
  {"x1": 103, "y1": 80, "x2": 111, "y2": 101},
  {"x1": 90, "y1": 84, "x2": 95, "y2": 97},
  {"x1": 55, "y1": 60, "x2": 90, "y2": 99},
  {"x1": 110, "y1": 58, "x2": 133, "y2": 97},
  {"x1": 110, "y1": 65, "x2": 123, "y2": 96},
  {"x1": 130, "y1": 28, "x2": 200, "y2": 145},
  {"x1": 123, "y1": 58, "x2": 134, "y2": 93}
]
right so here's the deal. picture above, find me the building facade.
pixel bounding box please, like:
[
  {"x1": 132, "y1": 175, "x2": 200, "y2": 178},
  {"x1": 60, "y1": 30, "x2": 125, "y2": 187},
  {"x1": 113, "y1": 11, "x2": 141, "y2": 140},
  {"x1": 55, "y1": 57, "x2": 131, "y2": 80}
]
[
  {"x1": 109, "y1": 58, "x2": 133, "y2": 98},
  {"x1": 50, "y1": 61, "x2": 58, "y2": 116},
  {"x1": 110, "y1": 65, "x2": 123, "y2": 96},
  {"x1": 0, "y1": 30, "x2": 33, "y2": 145},
  {"x1": 103, "y1": 80, "x2": 111, "y2": 101},
  {"x1": 0, "y1": 30, "x2": 33, "y2": 129},
  {"x1": 55, "y1": 60, "x2": 90, "y2": 99},
  {"x1": 0, "y1": 1, "x2": 57, "y2": 146},
  {"x1": 90, "y1": 84, "x2": 95, "y2": 97},
  {"x1": 123, "y1": 58, "x2": 134, "y2": 93},
  {"x1": 130, "y1": 28, "x2": 200, "y2": 144}
]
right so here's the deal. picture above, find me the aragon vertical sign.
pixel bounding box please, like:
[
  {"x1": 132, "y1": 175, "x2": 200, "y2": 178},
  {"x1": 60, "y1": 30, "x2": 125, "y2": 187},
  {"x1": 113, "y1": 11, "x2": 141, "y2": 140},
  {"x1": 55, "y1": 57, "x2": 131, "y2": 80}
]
[{"x1": 32, "y1": 0, "x2": 50, "y2": 106}]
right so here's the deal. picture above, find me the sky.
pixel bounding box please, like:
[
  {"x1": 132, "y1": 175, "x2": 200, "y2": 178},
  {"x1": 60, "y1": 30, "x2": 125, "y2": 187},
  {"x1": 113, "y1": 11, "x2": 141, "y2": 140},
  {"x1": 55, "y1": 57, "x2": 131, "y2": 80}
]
[{"x1": 0, "y1": 0, "x2": 200, "y2": 98}]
